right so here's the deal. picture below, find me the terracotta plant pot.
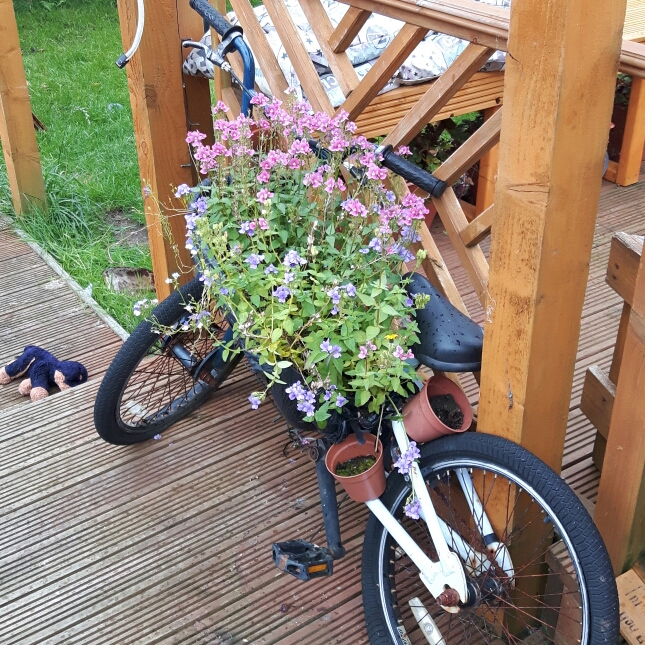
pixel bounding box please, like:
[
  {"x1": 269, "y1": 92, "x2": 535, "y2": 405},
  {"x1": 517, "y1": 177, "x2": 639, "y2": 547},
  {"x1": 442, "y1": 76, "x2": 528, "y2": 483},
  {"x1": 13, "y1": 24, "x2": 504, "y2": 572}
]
[
  {"x1": 325, "y1": 433, "x2": 386, "y2": 503},
  {"x1": 402, "y1": 375, "x2": 472, "y2": 442}
]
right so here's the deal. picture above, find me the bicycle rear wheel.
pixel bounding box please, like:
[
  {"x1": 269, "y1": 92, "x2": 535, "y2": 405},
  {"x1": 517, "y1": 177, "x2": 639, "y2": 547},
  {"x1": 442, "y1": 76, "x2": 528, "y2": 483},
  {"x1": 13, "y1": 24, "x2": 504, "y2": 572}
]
[
  {"x1": 94, "y1": 277, "x2": 239, "y2": 445},
  {"x1": 361, "y1": 432, "x2": 618, "y2": 645}
]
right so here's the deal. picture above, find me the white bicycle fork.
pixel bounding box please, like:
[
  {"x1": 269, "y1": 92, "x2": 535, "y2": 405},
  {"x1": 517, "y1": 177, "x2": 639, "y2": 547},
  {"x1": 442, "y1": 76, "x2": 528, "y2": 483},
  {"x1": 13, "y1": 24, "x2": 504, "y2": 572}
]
[{"x1": 365, "y1": 420, "x2": 514, "y2": 612}]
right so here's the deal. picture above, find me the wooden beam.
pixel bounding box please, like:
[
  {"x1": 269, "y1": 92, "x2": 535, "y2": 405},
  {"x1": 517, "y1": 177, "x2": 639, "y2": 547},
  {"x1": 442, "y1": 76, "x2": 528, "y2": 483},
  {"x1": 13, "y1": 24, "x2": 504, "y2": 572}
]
[
  {"x1": 431, "y1": 187, "x2": 489, "y2": 307},
  {"x1": 616, "y1": 77, "x2": 645, "y2": 185},
  {"x1": 340, "y1": 24, "x2": 428, "y2": 122},
  {"x1": 383, "y1": 43, "x2": 494, "y2": 148},
  {"x1": 477, "y1": 0, "x2": 626, "y2": 472},
  {"x1": 461, "y1": 204, "x2": 493, "y2": 247},
  {"x1": 475, "y1": 105, "x2": 500, "y2": 214},
  {"x1": 228, "y1": 0, "x2": 289, "y2": 98},
  {"x1": 299, "y1": 0, "x2": 359, "y2": 97},
  {"x1": 580, "y1": 365, "x2": 616, "y2": 441},
  {"x1": 329, "y1": 7, "x2": 371, "y2": 53},
  {"x1": 116, "y1": 0, "x2": 196, "y2": 300},
  {"x1": 596, "y1": 244, "x2": 645, "y2": 572},
  {"x1": 433, "y1": 107, "x2": 502, "y2": 184},
  {"x1": 606, "y1": 232, "x2": 644, "y2": 305},
  {"x1": 0, "y1": 0, "x2": 46, "y2": 214},
  {"x1": 263, "y1": 0, "x2": 334, "y2": 115}
]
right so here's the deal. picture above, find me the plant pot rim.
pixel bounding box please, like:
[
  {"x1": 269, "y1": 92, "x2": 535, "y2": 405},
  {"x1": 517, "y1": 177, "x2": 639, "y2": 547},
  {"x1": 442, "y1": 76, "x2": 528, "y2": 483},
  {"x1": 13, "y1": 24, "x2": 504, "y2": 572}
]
[{"x1": 332, "y1": 450, "x2": 383, "y2": 480}]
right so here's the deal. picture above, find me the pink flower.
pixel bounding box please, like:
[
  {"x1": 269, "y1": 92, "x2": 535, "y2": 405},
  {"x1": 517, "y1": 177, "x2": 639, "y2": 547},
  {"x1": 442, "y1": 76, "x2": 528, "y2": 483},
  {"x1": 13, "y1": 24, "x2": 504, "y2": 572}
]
[
  {"x1": 259, "y1": 118, "x2": 271, "y2": 130},
  {"x1": 329, "y1": 136, "x2": 349, "y2": 152},
  {"x1": 256, "y1": 188, "x2": 274, "y2": 204},
  {"x1": 358, "y1": 346, "x2": 368, "y2": 359},
  {"x1": 214, "y1": 100, "x2": 230, "y2": 113},
  {"x1": 288, "y1": 157, "x2": 302, "y2": 170},
  {"x1": 366, "y1": 163, "x2": 387, "y2": 181},
  {"x1": 342, "y1": 198, "x2": 368, "y2": 218},
  {"x1": 289, "y1": 139, "x2": 312, "y2": 155},
  {"x1": 250, "y1": 93, "x2": 269, "y2": 107},
  {"x1": 397, "y1": 145, "x2": 412, "y2": 156},
  {"x1": 324, "y1": 177, "x2": 336, "y2": 194},
  {"x1": 257, "y1": 170, "x2": 270, "y2": 183},
  {"x1": 258, "y1": 218, "x2": 270, "y2": 230},
  {"x1": 303, "y1": 170, "x2": 323, "y2": 188},
  {"x1": 336, "y1": 178, "x2": 346, "y2": 192},
  {"x1": 393, "y1": 345, "x2": 414, "y2": 360},
  {"x1": 186, "y1": 130, "x2": 207, "y2": 146}
]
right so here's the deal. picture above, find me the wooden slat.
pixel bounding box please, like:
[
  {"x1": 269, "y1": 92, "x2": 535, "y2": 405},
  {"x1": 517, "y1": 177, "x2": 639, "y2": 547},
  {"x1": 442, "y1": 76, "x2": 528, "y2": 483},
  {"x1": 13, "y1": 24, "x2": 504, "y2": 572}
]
[
  {"x1": 477, "y1": 0, "x2": 626, "y2": 474},
  {"x1": 617, "y1": 568, "x2": 645, "y2": 645},
  {"x1": 299, "y1": 0, "x2": 359, "y2": 97},
  {"x1": 431, "y1": 187, "x2": 489, "y2": 306},
  {"x1": 229, "y1": 0, "x2": 290, "y2": 98},
  {"x1": 329, "y1": 7, "x2": 371, "y2": 53},
  {"x1": 340, "y1": 24, "x2": 428, "y2": 122},
  {"x1": 606, "y1": 232, "x2": 644, "y2": 305},
  {"x1": 263, "y1": 0, "x2": 335, "y2": 115},
  {"x1": 461, "y1": 204, "x2": 494, "y2": 247},
  {"x1": 433, "y1": 107, "x2": 502, "y2": 184},
  {"x1": 383, "y1": 43, "x2": 494, "y2": 148},
  {"x1": 0, "y1": 0, "x2": 46, "y2": 214}
]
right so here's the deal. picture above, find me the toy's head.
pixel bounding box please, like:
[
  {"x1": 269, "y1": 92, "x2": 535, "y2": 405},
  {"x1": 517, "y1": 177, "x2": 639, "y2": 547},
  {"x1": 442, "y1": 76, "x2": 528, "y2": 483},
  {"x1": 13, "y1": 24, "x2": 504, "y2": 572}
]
[{"x1": 54, "y1": 361, "x2": 89, "y2": 388}]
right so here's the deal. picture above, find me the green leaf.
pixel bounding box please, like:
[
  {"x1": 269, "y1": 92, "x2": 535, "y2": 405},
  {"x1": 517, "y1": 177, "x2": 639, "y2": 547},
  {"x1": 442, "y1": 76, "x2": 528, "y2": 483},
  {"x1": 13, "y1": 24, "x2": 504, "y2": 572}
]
[
  {"x1": 366, "y1": 326, "x2": 380, "y2": 341},
  {"x1": 277, "y1": 360, "x2": 292, "y2": 369},
  {"x1": 283, "y1": 318, "x2": 294, "y2": 335},
  {"x1": 279, "y1": 229, "x2": 288, "y2": 244},
  {"x1": 302, "y1": 300, "x2": 315, "y2": 318},
  {"x1": 379, "y1": 304, "x2": 401, "y2": 318},
  {"x1": 358, "y1": 293, "x2": 376, "y2": 307},
  {"x1": 250, "y1": 294, "x2": 261, "y2": 307},
  {"x1": 356, "y1": 390, "x2": 371, "y2": 407},
  {"x1": 271, "y1": 328, "x2": 282, "y2": 342}
]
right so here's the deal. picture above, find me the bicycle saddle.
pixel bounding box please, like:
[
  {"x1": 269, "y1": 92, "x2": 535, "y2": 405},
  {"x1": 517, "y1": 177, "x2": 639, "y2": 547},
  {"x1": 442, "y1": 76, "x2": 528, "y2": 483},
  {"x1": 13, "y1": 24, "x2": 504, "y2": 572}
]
[{"x1": 404, "y1": 272, "x2": 483, "y2": 373}]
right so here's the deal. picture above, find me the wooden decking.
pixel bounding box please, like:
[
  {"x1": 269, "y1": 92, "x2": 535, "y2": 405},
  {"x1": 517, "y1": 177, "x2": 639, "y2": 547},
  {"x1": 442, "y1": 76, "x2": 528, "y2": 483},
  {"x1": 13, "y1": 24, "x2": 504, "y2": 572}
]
[{"x1": 0, "y1": 168, "x2": 643, "y2": 643}]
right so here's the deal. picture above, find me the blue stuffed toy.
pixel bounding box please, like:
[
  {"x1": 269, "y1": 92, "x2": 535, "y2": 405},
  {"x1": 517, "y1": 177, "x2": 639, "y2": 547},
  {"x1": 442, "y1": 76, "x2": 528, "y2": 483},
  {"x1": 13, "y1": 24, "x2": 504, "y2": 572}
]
[{"x1": 0, "y1": 346, "x2": 88, "y2": 401}]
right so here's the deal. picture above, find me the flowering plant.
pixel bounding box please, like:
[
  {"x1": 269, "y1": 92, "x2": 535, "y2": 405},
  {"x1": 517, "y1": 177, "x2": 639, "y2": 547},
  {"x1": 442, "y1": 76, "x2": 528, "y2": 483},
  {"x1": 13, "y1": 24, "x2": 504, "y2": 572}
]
[{"x1": 173, "y1": 96, "x2": 430, "y2": 428}]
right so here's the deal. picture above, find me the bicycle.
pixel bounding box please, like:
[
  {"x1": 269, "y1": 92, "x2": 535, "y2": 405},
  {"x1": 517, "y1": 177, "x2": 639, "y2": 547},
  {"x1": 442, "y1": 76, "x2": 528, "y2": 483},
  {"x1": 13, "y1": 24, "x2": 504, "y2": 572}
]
[{"x1": 95, "y1": 2, "x2": 619, "y2": 643}]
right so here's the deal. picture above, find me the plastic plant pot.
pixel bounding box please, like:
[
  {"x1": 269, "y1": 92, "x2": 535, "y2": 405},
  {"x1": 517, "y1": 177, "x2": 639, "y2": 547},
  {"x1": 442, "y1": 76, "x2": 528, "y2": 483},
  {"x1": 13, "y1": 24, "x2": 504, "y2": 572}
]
[
  {"x1": 325, "y1": 432, "x2": 386, "y2": 503},
  {"x1": 402, "y1": 374, "x2": 472, "y2": 442}
]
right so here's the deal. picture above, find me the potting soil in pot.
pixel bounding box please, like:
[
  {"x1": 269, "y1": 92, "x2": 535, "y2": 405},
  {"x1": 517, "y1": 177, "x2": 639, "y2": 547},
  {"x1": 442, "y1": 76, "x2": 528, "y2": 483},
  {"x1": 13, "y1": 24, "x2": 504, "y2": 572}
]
[
  {"x1": 335, "y1": 455, "x2": 376, "y2": 477},
  {"x1": 429, "y1": 394, "x2": 464, "y2": 429}
]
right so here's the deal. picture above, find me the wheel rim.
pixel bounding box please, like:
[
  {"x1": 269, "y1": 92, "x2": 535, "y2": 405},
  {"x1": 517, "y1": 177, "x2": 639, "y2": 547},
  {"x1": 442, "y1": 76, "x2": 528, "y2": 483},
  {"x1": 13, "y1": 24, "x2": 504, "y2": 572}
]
[
  {"x1": 116, "y1": 309, "x2": 231, "y2": 433},
  {"x1": 377, "y1": 458, "x2": 589, "y2": 645}
]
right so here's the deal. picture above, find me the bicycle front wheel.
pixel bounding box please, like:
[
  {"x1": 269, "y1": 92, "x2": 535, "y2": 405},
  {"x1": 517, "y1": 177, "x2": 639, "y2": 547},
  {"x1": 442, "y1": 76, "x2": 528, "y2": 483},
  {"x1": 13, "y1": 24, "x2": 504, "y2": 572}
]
[{"x1": 361, "y1": 432, "x2": 618, "y2": 645}]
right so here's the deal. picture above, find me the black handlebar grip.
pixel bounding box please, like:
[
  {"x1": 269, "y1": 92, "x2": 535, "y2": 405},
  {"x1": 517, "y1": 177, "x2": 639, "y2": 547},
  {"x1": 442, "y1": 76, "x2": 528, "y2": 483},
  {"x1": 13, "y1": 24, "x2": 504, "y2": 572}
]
[
  {"x1": 189, "y1": 0, "x2": 234, "y2": 37},
  {"x1": 379, "y1": 145, "x2": 447, "y2": 199}
]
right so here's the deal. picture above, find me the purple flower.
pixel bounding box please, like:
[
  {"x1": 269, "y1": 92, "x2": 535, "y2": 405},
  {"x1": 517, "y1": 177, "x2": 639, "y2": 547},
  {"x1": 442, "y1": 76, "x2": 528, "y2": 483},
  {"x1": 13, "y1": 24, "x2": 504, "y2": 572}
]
[
  {"x1": 283, "y1": 272, "x2": 295, "y2": 284},
  {"x1": 283, "y1": 250, "x2": 307, "y2": 268},
  {"x1": 245, "y1": 253, "x2": 265, "y2": 269},
  {"x1": 272, "y1": 285, "x2": 291, "y2": 303},
  {"x1": 394, "y1": 442, "x2": 421, "y2": 475},
  {"x1": 175, "y1": 183, "x2": 191, "y2": 198},
  {"x1": 219, "y1": 287, "x2": 229, "y2": 296},
  {"x1": 249, "y1": 394, "x2": 262, "y2": 410},
  {"x1": 405, "y1": 297, "x2": 413, "y2": 307},
  {"x1": 404, "y1": 497, "x2": 422, "y2": 520},
  {"x1": 387, "y1": 243, "x2": 415, "y2": 263},
  {"x1": 264, "y1": 264, "x2": 278, "y2": 275},
  {"x1": 239, "y1": 221, "x2": 256, "y2": 236},
  {"x1": 320, "y1": 339, "x2": 342, "y2": 359},
  {"x1": 393, "y1": 345, "x2": 415, "y2": 360},
  {"x1": 285, "y1": 381, "x2": 317, "y2": 418},
  {"x1": 327, "y1": 287, "x2": 341, "y2": 305},
  {"x1": 400, "y1": 224, "x2": 421, "y2": 243},
  {"x1": 344, "y1": 283, "x2": 356, "y2": 297},
  {"x1": 368, "y1": 237, "x2": 382, "y2": 252},
  {"x1": 323, "y1": 385, "x2": 337, "y2": 401},
  {"x1": 359, "y1": 247, "x2": 370, "y2": 254},
  {"x1": 192, "y1": 196, "x2": 208, "y2": 214},
  {"x1": 385, "y1": 190, "x2": 396, "y2": 202},
  {"x1": 335, "y1": 394, "x2": 348, "y2": 408}
]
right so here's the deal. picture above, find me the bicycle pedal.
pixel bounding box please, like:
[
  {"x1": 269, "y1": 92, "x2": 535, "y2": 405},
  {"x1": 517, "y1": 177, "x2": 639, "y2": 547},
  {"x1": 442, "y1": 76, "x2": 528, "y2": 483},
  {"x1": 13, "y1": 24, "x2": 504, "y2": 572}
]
[{"x1": 272, "y1": 540, "x2": 333, "y2": 581}]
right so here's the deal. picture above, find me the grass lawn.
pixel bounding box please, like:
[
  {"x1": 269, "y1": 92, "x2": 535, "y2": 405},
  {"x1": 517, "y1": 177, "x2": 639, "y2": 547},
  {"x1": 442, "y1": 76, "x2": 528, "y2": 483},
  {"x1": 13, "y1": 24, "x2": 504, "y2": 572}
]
[{"x1": 1, "y1": 0, "x2": 152, "y2": 331}]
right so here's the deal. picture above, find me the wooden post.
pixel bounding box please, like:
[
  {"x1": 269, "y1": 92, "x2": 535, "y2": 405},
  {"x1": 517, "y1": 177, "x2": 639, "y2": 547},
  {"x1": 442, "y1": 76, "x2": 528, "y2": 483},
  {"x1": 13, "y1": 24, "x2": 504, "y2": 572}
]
[
  {"x1": 477, "y1": 0, "x2": 626, "y2": 472},
  {"x1": 116, "y1": 0, "x2": 207, "y2": 300},
  {"x1": 616, "y1": 77, "x2": 645, "y2": 186},
  {"x1": 0, "y1": 0, "x2": 46, "y2": 214},
  {"x1": 475, "y1": 106, "x2": 499, "y2": 216},
  {"x1": 596, "y1": 246, "x2": 645, "y2": 573}
]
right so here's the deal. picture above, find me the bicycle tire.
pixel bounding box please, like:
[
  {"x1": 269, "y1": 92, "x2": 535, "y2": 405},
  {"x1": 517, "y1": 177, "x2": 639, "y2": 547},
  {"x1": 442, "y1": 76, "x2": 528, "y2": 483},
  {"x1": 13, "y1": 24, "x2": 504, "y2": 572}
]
[
  {"x1": 94, "y1": 277, "x2": 237, "y2": 445},
  {"x1": 361, "y1": 432, "x2": 618, "y2": 645}
]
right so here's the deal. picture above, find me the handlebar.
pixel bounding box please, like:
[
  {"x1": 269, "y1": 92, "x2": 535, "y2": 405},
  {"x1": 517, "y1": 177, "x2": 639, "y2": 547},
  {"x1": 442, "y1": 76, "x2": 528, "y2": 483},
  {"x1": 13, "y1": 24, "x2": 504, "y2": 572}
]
[
  {"x1": 189, "y1": 0, "x2": 238, "y2": 39},
  {"x1": 378, "y1": 145, "x2": 447, "y2": 199}
]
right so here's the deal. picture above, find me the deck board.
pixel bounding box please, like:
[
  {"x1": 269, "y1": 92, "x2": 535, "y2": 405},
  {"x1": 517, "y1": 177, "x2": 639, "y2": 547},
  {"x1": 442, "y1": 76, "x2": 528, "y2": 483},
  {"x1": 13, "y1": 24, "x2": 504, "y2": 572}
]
[{"x1": 0, "y1": 167, "x2": 643, "y2": 643}]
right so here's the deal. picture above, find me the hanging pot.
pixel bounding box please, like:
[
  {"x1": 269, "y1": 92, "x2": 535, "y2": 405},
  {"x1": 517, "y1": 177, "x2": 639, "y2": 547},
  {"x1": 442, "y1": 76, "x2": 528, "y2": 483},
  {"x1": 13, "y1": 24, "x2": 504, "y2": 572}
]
[
  {"x1": 325, "y1": 433, "x2": 386, "y2": 503},
  {"x1": 402, "y1": 375, "x2": 471, "y2": 442}
]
